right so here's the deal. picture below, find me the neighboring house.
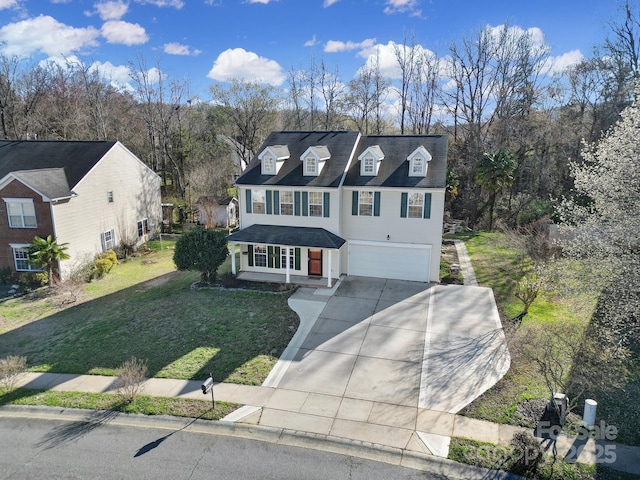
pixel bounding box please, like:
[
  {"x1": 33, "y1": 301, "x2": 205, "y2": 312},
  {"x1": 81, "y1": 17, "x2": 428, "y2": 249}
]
[
  {"x1": 0, "y1": 140, "x2": 162, "y2": 280},
  {"x1": 227, "y1": 131, "x2": 447, "y2": 285},
  {"x1": 195, "y1": 196, "x2": 238, "y2": 228}
]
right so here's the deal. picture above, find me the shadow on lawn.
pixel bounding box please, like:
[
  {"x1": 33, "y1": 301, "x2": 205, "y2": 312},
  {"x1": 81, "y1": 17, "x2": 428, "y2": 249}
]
[{"x1": 0, "y1": 270, "x2": 299, "y2": 385}]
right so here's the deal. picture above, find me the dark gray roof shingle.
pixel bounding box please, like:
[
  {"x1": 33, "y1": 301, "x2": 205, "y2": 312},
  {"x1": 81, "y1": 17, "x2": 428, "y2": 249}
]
[
  {"x1": 227, "y1": 224, "x2": 346, "y2": 249},
  {"x1": 236, "y1": 131, "x2": 361, "y2": 188}
]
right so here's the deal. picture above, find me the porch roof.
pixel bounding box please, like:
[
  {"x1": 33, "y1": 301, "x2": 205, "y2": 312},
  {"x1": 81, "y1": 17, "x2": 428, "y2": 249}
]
[{"x1": 227, "y1": 224, "x2": 346, "y2": 249}]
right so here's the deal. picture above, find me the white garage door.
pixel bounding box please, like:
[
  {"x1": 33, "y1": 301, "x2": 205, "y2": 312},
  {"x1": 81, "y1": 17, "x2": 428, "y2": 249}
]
[{"x1": 348, "y1": 241, "x2": 431, "y2": 282}]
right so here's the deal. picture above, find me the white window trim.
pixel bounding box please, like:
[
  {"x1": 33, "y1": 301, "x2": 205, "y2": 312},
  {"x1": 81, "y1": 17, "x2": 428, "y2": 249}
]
[
  {"x1": 362, "y1": 156, "x2": 375, "y2": 175},
  {"x1": 280, "y1": 191, "x2": 294, "y2": 215},
  {"x1": 281, "y1": 248, "x2": 294, "y2": 270},
  {"x1": 358, "y1": 191, "x2": 374, "y2": 216},
  {"x1": 254, "y1": 245, "x2": 267, "y2": 267},
  {"x1": 305, "y1": 156, "x2": 318, "y2": 176},
  {"x1": 137, "y1": 218, "x2": 149, "y2": 238},
  {"x1": 102, "y1": 229, "x2": 115, "y2": 251},
  {"x1": 252, "y1": 189, "x2": 266, "y2": 214},
  {"x1": 261, "y1": 154, "x2": 275, "y2": 175},
  {"x1": 408, "y1": 193, "x2": 424, "y2": 218},
  {"x1": 411, "y1": 156, "x2": 425, "y2": 176},
  {"x1": 11, "y1": 244, "x2": 42, "y2": 272},
  {"x1": 308, "y1": 191, "x2": 323, "y2": 217},
  {"x1": 4, "y1": 198, "x2": 37, "y2": 228}
]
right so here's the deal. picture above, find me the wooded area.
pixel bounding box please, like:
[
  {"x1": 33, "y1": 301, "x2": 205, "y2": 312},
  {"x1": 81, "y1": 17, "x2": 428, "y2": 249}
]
[{"x1": 0, "y1": 2, "x2": 638, "y2": 229}]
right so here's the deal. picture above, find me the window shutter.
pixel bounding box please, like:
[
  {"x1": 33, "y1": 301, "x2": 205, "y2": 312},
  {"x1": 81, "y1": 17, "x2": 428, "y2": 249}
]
[
  {"x1": 266, "y1": 190, "x2": 273, "y2": 214},
  {"x1": 245, "y1": 189, "x2": 252, "y2": 214},
  {"x1": 374, "y1": 192, "x2": 381, "y2": 217},
  {"x1": 274, "y1": 246, "x2": 281, "y2": 268},
  {"x1": 302, "y1": 192, "x2": 309, "y2": 217},
  {"x1": 323, "y1": 192, "x2": 330, "y2": 217},
  {"x1": 423, "y1": 193, "x2": 432, "y2": 219},
  {"x1": 248, "y1": 245, "x2": 254, "y2": 266},
  {"x1": 294, "y1": 191, "x2": 301, "y2": 216},
  {"x1": 352, "y1": 191, "x2": 358, "y2": 216},
  {"x1": 294, "y1": 248, "x2": 301, "y2": 270},
  {"x1": 400, "y1": 192, "x2": 408, "y2": 218},
  {"x1": 100, "y1": 232, "x2": 106, "y2": 251},
  {"x1": 273, "y1": 190, "x2": 280, "y2": 215},
  {"x1": 268, "y1": 246, "x2": 274, "y2": 268}
]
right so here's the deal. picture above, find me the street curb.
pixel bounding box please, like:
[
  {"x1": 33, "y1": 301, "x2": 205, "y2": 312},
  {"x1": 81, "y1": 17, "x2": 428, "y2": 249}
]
[{"x1": 0, "y1": 405, "x2": 521, "y2": 478}]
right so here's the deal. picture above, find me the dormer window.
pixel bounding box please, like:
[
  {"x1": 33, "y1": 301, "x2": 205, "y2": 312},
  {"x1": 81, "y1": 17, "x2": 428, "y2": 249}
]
[
  {"x1": 358, "y1": 145, "x2": 384, "y2": 176},
  {"x1": 259, "y1": 145, "x2": 290, "y2": 175},
  {"x1": 407, "y1": 146, "x2": 432, "y2": 177},
  {"x1": 301, "y1": 146, "x2": 330, "y2": 176}
]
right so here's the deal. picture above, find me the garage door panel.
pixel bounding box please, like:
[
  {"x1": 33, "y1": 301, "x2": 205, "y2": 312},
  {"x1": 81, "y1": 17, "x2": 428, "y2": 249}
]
[{"x1": 349, "y1": 243, "x2": 430, "y2": 282}]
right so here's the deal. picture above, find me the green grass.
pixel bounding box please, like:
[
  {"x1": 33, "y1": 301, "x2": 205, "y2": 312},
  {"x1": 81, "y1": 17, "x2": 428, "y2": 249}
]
[
  {"x1": 0, "y1": 240, "x2": 299, "y2": 385},
  {"x1": 0, "y1": 387, "x2": 240, "y2": 420},
  {"x1": 448, "y1": 437, "x2": 640, "y2": 480}
]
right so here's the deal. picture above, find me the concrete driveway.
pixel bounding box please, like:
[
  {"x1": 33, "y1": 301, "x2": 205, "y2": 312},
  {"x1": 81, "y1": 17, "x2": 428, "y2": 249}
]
[{"x1": 273, "y1": 276, "x2": 510, "y2": 414}]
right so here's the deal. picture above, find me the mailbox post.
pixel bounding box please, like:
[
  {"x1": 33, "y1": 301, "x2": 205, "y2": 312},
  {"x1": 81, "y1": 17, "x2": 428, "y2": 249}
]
[{"x1": 201, "y1": 373, "x2": 214, "y2": 409}]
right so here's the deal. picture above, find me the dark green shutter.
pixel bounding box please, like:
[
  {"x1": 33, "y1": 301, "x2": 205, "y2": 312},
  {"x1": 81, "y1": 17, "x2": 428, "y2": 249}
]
[
  {"x1": 302, "y1": 192, "x2": 309, "y2": 216},
  {"x1": 248, "y1": 245, "x2": 254, "y2": 266},
  {"x1": 273, "y1": 190, "x2": 280, "y2": 215},
  {"x1": 245, "y1": 189, "x2": 252, "y2": 214},
  {"x1": 400, "y1": 192, "x2": 408, "y2": 218},
  {"x1": 266, "y1": 191, "x2": 273, "y2": 214},
  {"x1": 294, "y1": 191, "x2": 301, "y2": 216},
  {"x1": 374, "y1": 192, "x2": 381, "y2": 216},
  {"x1": 423, "y1": 193, "x2": 432, "y2": 219},
  {"x1": 274, "y1": 246, "x2": 281, "y2": 268},
  {"x1": 352, "y1": 191, "x2": 358, "y2": 215},
  {"x1": 268, "y1": 246, "x2": 274, "y2": 268},
  {"x1": 323, "y1": 192, "x2": 330, "y2": 217},
  {"x1": 294, "y1": 248, "x2": 301, "y2": 270}
]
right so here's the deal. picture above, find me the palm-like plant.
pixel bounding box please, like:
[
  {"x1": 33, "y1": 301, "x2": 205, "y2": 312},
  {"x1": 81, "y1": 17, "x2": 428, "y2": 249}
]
[
  {"x1": 475, "y1": 148, "x2": 516, "y2": 231},
  {"x1": 29, "y1": 235, "x2": 70, "y2": 287}
]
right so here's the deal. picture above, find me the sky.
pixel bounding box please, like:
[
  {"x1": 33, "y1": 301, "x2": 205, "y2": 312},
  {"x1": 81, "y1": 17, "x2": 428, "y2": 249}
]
[{"x1": 0, "y1": 0, "x2": 618, "y2": 99}]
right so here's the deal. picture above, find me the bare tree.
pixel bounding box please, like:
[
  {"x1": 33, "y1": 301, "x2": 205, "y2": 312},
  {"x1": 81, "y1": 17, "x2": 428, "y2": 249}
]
[
  {"x1": 393, "y1": 33, "x2": 417, "y2": 134},
  {"x1": 407, "y1": 48, "x2": 440, "y2": 134},
  {"x1": 319, "y1": 59, "x2": 344, "y2": 130}
]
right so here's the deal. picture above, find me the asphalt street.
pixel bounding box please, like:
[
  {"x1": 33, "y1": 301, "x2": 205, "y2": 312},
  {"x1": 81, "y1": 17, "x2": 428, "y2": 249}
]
[{"x1": 0, "y1": 416, "x2": 460, "y2": 480}]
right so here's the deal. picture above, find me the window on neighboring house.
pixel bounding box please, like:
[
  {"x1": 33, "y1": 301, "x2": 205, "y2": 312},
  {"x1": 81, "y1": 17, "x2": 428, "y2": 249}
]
[
  {"x1": 281, "y1": 248, "x2": 295, "y2": 270},
  {"x1": 101, "y1": 229, "x2": 115, "y2": 251},
  {"x1": 308, "y1": 192, "x2": 323, "y2": 217},
  {"x1": 408, "y1": 193, "x2": 424, "y2": 218},
  {"x1": 411, "y1": 156, "x2": 425, "y2": 175},
  {"x1": 137, "y1": 218, "x2": 149, "y2": 237},
  {"x1": 5, "y1": 199, "x2": 36, "y2": 228},
  {"x1": 252, "y1": 190, "x2": 266, "y2": 214},
  {"x1": 280, "y1": 191, "x2": 293, "y2": 215},
  {"x1": 305, "y1": 156, "x2": 317, "y2": 175},
  {"x1": 363, "y1": 156, "x2": 375, "y2": 175},
  {"x1": 107, "y1": 191, "x2": 114, "y2": 203},
  {"x1": 254, "y1": 245, "x2": 267, "y2": 267},
  {"x1": 12, "y1": 245, "x2": 41, "y2": 271},
  {"x1": 358, "y1": 191, "x2": 374, "y2": 216}
]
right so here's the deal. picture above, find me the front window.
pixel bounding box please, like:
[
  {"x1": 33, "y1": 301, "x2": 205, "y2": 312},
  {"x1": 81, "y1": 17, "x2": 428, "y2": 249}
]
[
  {"x1": 363, "y1": 156, "x2": 375, "y2": 175},
  {"x1": 280, "y1": 191, "x2": 293, "y2": 215},
  {"x1": 308, "y1": 192, "x2": 323, "y2": 217},
  {"x1": 281, "y1": 248, "x2": 294, "y2": 269},
  {"x1": 408, "y1": 193, "x2": 424, "y2": 218},
  {"x1": 252, "y1": 190, "x2": 266, "y2": 214},
  {"x1": 358, "y1": 191, "x2": 374, "y2": 216},
  {"x1": 13, "y1": 246, "x2": 41, "y2": 271},
  {"x1": 305, "y1": 156, "x2": 317, "y2": 175},
  {"x1": 102, "y1": 229, "x2": 115, "y2": 251},
  {"x1": 6, "y1": 199, "x2": 36, "y2": 228},
  {"x1": 254, "y1": 245, "x2": 267, "y2": 267}
]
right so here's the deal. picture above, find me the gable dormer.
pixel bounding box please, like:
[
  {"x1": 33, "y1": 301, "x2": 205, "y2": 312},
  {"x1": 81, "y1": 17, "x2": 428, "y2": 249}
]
[
  {"x1": 258, "y1": 145, "x2": 290, "y2": 175},
  {"x1": 301, "y1": 145, "x2": 330, "y2": 176},
  {"x1": 407, "y1": 146, "x2": 432, "y2": 177},
  {"x1": 358, "y1": 145, "x2": 384, "y2": 176}
]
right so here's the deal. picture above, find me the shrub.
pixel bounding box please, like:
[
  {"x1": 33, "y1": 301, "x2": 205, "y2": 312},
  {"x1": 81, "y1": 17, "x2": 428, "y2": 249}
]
[
  {"x1": 173, "y1": 228, "x2": 229, "y2": 283},
  {"x1": 102, "y1": 249, "x2": 118, "y2": 266},
  {"x1": 114, "y1": 357, "x2": 148, "y2": 403},
  {"x1": 0, "y1": 268, "x2": 13, "y2": 285},
  {"x1": 0, "y1": 355, "x2": 27, "y2": 392},
  {"x1": 17, "y1": 271, "x2": 48, "y2": 288},
  {"x1": 509, "y1": 431, "x2": 543, "y2": 475},
  {"x1": 93, "y1": 258, "x2": 113, "y2": 278}
]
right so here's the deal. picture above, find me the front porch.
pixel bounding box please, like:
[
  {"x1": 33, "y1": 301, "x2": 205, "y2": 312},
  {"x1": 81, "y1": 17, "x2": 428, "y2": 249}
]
[{"x1": 235, "y1": 271, "x2": 341, "y2": 288}]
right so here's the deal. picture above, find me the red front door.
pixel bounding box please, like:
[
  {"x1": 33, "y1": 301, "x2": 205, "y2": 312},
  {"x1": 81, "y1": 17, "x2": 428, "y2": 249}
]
[{"x1": 308, "y1": 249, "x2": 323, "y2": 276}]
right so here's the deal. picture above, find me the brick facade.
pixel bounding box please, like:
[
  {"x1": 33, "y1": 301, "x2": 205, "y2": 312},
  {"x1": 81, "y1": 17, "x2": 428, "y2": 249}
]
[{"x1": 0, "y1": 179, "x2": 54, "y2": 272}]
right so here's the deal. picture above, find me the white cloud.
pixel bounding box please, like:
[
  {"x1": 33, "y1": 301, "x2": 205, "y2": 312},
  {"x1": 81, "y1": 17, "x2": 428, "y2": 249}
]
[
  {"x1": 384, "y1": 0, "x2": 421, "y2": 17},
  {"x1": 246, "y1": 0, "x2": 274, "y2": 3},
  {"x1": 95, "y1": 1, "x2": 129, "y2": 20},
  {"x1": 133, "y1": 0, "x2": 184, "y2": 7},
  {"x1": 487, "y1": 24, "x2": 546, "y2": 48},
  {"x1": 163, "y1": 42, "x2": 202, "y2": 56},
  {"x1": 207, "y1": 47, "x2": 285, "y2": 86},
  {"x1": 305, "y1": 35, "x2": 318, "y2": 47},
  {"x1": 543, "y1": 49, "x2": 584, "y2": 75},
  {"x1": 358, "y1": 41, "x2": 435, "y2": 79},
  {"x1": 89, "y1": 60, "x2": 133, "y2": 88},
  {"x1": 0, "y1": 0, "x2": 20, "y2": 9},
  {"x1": 324, "y1": 38, "x2": 376, "y2": 54},
  {"x1": 101, "y1": 20, "x2": 148, "y2": 45},
  {"x1": 0, "y1": 15, "x2": 100, "y2": 57},
  {"x1": 323, "y1": 0, "x2": 340, "y2": 6}
]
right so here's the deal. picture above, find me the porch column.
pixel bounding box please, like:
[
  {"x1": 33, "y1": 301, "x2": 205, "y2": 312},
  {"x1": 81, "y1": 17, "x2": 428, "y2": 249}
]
[
  {"x1": 285, "y1": 246, "x2": 291, "y2": 284},
  {"x1": 327, "y1": 249, "x2": 332, "y2": 288},
  {"x1": 231, "y1": 242, "x2": 236, "y2": 275}
]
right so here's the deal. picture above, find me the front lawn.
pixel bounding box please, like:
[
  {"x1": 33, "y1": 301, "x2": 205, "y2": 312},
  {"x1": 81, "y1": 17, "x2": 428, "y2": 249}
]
[{"x1": 0, "y1": 240, "x2": 299, "y2": 385}]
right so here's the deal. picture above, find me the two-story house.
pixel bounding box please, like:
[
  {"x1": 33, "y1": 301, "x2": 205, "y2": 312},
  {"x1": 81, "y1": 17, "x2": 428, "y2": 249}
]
[
  {"x1": 227, "y1": 131, "x2": 447, "y2": 285},
  {"x1": 0, "y1": 140, "x2": 162, "y2": 281}
]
